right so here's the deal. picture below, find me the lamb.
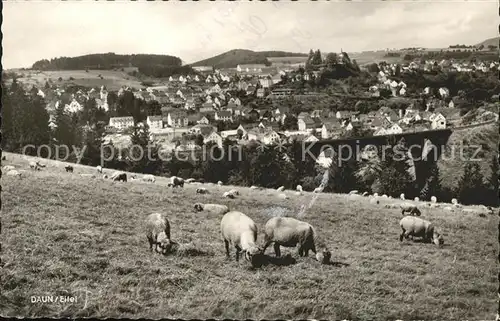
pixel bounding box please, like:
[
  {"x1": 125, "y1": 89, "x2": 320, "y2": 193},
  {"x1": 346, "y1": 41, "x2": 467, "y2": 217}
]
[
  {"x1": 400, "y1": 193, "x2": 405, "y2": 200},
  {"x1": 430, "y1": 196, "x2": 437, "y2": 203},
  {"x1": 142, "y1": 174, "x2": 156, "y2": 183},
  {"x1": 96, "y1": 165, "x2": 103, "y2": 174},
  {"x1": 262, "y1": 216, "x2": 327, "y2": 258},
  {"x1": 399, "y1": 216, "x2": 444, "y2": 245},
  {"x1": 194, "y1": 203, "x2": 229, "y2": 215},
  {"x1": 65, "y1": 165, "x2": 74, "y2": 173},
  {"x1": 223, "y1": 191, "x2": 236, "y2": 199},
  {"x1": 296, "y1": 185, "x2": 303, "y2": 192},
  {"x1": 6, "y1": 170, "x2": 22, "y2": 178},
  {"x1": 196, "y1": 187, "x2": 209, "y2": 194},
  {"x1": 145, "y1": 213, "x2": 173, "y2": 254},
  {"x1": 277, "y1": 186, "x2": 285, "y2": 192},
  {"x1": 3, "y1": 165, "x2": 15, "y2": 171},
  {"x1": 220, "y1": 211, "x2": 263, "y2": 267},
  {"x1": 110, "y1": 172, "x2": 127, "y2": 182},
  {"x1": 400, "y1": 204, "x2": 421, "y2": 216},
  {"x1": 170, "y1": 176, "x2": 184, "y2": 188}
]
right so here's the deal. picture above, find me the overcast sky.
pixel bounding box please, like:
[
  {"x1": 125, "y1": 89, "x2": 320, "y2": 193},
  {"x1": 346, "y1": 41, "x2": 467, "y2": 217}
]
[{"x1": 2, "y1": 0, "x2": 497, "y2": 69}]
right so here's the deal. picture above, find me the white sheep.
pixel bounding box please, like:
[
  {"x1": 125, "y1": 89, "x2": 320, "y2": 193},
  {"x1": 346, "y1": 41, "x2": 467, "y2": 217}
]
[
  {"x1": 369, "y1": 198, "x2": 379, "y2": 205},
  {"x1": 296, "y1": 185, "x2": 303, "y2": 192},
  {"x1": 349, "y1": 190, "x2": 358, "y2": 195},
  {"x1": 250, "y1": 185, "x2": 259, "y2": 190},
  {"x1": 362, "y1": 192, "x2": 369, "y2": 196},
  {"x1": 220, "y1": 211, "x2": 263, "y2": 267},
  {"x1": 185, "y1": 178, "x2": 196, "y2": 184},
  {"x1": 6, "y1": 170, "x2": 22, "y2": 178},
  {"x1": 228, "y1": 189, "x2": 240, "y2": 196},
  {"x1": 29, "y1": 161, "x2": 40, "y2": 170},
  {"x1": 373, "y1": 193, "x2": 379, "y2": 197},
  {"x1": 414, "y1": 197, "x2": 420, "y2": 202},
  {"x1": 399, "y1": 216, "x2": 444, "y2": 245},
  {"x1": 430, "y1": 196, "x2": 437, "y2": 203},
  {"x1": 170, "y1": 176, "x2": 184, "y2": 188},
  {"x1": 196, "y1": 187, "x2": 209, "y2": 194},
  {"x1": 400, "y1": 193, "x2": 405, "y2": 200},
  {"x1": 194, "y1": 203, "x2": 229, "y2": 215},
  {"x1": 381, "y1": 194, "x2": 388, "y2": 198},
  {"x1": 400, "y1": 203, "x2": 421, "y2": 216},
  {"x1": 262, "y1": 216, "x2": 327, "y2": 258},
  {"x1": 217, "y1": 181, "x2": 223, "y2": 186},
  {"x1": 277, "y1": 193, "x2": 288, "y2": 200},
  {"x1": 145, "y1": 213, "x2": 173, "y2": 254},
  {"x1": 277, "y1": 186, "x2": 285, "y2": 192},
  {"x1": 141, "y1": 174, "x2": 155, "y2": 183},
  {"x1": 3, "y1": 165, "x2": 15, "y2": 171},
  {"x1": 223, "y1": 191, "x2": 236, "y2": 199},
  {"x1": 96, "y1": 165, "x2": 103, "y2": 174},
  {"x1": 451, "y1": 198, "x2": 458, "y2": 205}
]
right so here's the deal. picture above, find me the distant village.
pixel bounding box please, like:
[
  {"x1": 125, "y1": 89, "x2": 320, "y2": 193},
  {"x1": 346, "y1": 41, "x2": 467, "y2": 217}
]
[{"x1": 34, "y1": 53, "x2": 500, "y2": 152}]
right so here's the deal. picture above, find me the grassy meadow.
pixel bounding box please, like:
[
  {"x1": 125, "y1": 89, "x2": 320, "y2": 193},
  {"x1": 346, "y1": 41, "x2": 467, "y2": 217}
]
[{"x1": 1, "y1": 152, "x2": 498, "y2": 319}]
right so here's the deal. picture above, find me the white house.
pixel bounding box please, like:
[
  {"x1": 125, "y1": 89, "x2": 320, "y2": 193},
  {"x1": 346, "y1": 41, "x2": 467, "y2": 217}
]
[
  {"x1": 387, "y1": 123, "x2": 403, "y2": 134},
  {"x1": 430, "y1": 113, "x2": 447, "y2": 129},
  {"x1": 204, "y1": 131, "x2": 223, "y2": 148},
  {"x1": 146, "y1": 116, "x2": 163, "y2": 130},
  {"x1": 109, "y1": 116, "x2": 134, "y2": 130}
]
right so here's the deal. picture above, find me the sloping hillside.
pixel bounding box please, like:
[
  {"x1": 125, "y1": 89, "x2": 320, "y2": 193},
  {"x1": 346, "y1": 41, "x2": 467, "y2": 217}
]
[
  {"x1": 475, "y1": 37, "x2": 499, "y2": 48},
  {"x1": 438, "y1": 123, "x2": 499, "y2": 190},
  {"x1": 191, "y1": 49, "x2": 307, "y2": 68},
  {"x1": 0, "y1": 152, "x2": 497, "y2": 319}
]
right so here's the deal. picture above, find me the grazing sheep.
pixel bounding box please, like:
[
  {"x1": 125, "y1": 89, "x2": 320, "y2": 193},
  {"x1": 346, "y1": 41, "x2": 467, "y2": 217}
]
[
  {"x1": 65, "y1": 165, "x2": 74, "y2": 173},
  {"x1": 414, "y1": 197, "x2": 420, "y2": 202},
  {"x1": 250, "y1": 185, "x2": 259, "y2": 190},
  {"x1": 110, "y1": 172, "x2": 127, "y2": 182},
  {"x1": 145, "y1": 213, "x2": 173, "y2": 254},
  {"x1": 223, "y1": 191, "x2": 236, "y2": 199},
  {"x1": 362, "y1": 192, "x2": 369, "y2": 197},
  {"x1": 444, "y1": 206, "x2": 454, "y2": 212},
  {"x1": 228, "y1": 189, "x2": 240, "y2": 196},
  {"x1": 296, "y1": 185, "x2": 303, "y2": 192},
  {"x1": 369, "y1": 198, "x2": 380, "y2": 205},
  {"x1": 430, "y1": 196, "x2": 437, "y2": 203},
  {"x1": 170, "y1": 176, "x2": 184, "y2": 188},
  {"x1": 3, "y1": 165, "x2": 15, "y2": 171},
  {"x1": 451, "y1": 198, "x2": 458, "y2": 205},
  {"x1": 262, "y1": 217, "x2": 326, "y2": 258},
  {"x1": 194, "y1": 203, "x2": 229, "y2": 215},
  {"x1": 185, "y1": 178, "x2": 196, "y2": 184},
  {"x1": 400, "y1": 204, "x2": 421, "y2": 216},
  {"x1": 220, "y1": 211, "x2": 263, "y2": 267},
  {"x1": 277, "y1": 193, "x2": 288, "y2": 200},
  {"x1": 196, "y1": 187, "x2": 209, "y2": 194},
  {"x1": 277, "y1": 186, "x2": 285, "y2": 192},
  {"x1": 399, "y1": 216, "x2": 444, "y2": 245},
  {"x1": 217, "y1": 181, "x2": 223, "y2": 186},
  {"x1": 96, "y1": 165, "x2": 103, "y2": 174},
  {"x1": 315, "y1": 248, "x2": 332, "y2": 264},
  {"x1": 373, "y1": 193, "x2": 379, "y2": 197},
  {"x1": 80, "y1": 173, "x2": 96, "y2": 179},
  {"x1": 142, "y1": 174, "x2": 156, "y2": 183},
  {"x1": 400, "y1": 193, "x2": 405, "y2": 200},
  {"x1": 349, "y1": 190, "x2": 358, "y2": 195},
  {"x1": 6, "y1": 170, "x2": 22, "y2": 178},
  {"x1": 29, "y1": 161, "x2": 40, "y2": 170},
  {"x1": 382, "y1": 194, "x2": 388, "y2": 198}
]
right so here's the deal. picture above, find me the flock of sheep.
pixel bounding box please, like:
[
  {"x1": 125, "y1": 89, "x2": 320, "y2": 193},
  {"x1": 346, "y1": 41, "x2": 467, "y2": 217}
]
[{"x1": 6, "y1": 157, "x2": 496, "y2": 269}]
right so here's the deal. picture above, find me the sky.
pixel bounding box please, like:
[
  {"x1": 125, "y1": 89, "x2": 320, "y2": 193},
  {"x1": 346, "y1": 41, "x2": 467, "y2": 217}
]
[{"x1": 2, "y1": 0, "x2": 497, "y2": 69}]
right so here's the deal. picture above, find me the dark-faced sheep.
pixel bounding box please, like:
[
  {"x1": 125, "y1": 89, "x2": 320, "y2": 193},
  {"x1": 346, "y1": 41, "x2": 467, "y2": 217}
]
[
  {"x1": 96, "y1": 165, "x2": 103, "y2": 174},
  {"x1": 401, "y1": 204, "x2": 421, "y2": 216},
  {"x1": 196, "y1": 188, "x2": 209, "y2": 194},
  {"x1": 399, "y1": 216, "x2": 444, "y2": 245},
  {"x1": 220, "y1": 211, "x2": 264, "y2": 267},
  {"x1": 145, "y1": 213, "x2": 173, "y2": 254},
  {"x1": 194, "y1": 203, "x2": 229, "y2": 215},
  {"x1": 29, "y1": 161, "x2": 40, "y2": 170},
  {"x1": 142, "y1": 174, "x2": 155, "y2": 183},
  {"x1": 170, "y1": 176, "x2": 184, "y2": 188},
  {"x1": 65, "y1": 165, "x2": 74, "y2": 173},
  {"x1": 110, "y1": 172, "x2": 127, "y2": 182},
  {"x1": 262, "y1": 217, "x2": 327, "y2": 258}
]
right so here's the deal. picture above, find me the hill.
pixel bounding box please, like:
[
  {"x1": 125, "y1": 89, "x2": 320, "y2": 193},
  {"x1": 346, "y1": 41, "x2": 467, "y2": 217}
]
[
  {"x1": 438, "y1": 122, "x2": 499, "y2": 190},
  {"x1": 1, "y1": 151, "x2": 497, "y2": 319},
  {"x1": 475, "y1": 37, "x2": 499, "y2": 48},
  {"x1": 31, "y1": 53, "x2": 194, "y2": 78},
  {"x1": 191, "y1": 49, "x2": 307, "y2": 68}
]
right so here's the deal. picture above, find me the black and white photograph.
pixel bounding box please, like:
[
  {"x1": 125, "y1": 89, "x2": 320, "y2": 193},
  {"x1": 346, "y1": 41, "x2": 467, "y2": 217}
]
[{"x1": 1, "y1": 0, "x2": 499, "y2": 319}]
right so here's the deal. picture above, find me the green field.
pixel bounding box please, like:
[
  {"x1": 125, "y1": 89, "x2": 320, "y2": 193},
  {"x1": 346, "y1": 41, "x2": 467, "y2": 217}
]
[{"x1": 1, "y1": 152, "x2": 497, "y2": 319}]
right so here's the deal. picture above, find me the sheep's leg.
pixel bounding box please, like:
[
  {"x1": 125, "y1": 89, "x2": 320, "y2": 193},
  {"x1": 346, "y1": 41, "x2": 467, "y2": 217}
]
[
  {"x1": 298, "y1": 246, "x2": 304, "y2": 257},
  {"x1": 273, "y1": 243, "x2": 281, "y2": 257},
  {"x1": 235, "y1": 246, "x2": 241, "y2": 261},
  {"x1": 261, "y1": 239, "x2": 272, "y2": 254},
  {"x1": 147, "y1": 237, "x2": 154, "y2": 251},
  {"x1": 224, "y1": 240, "x2": 230, "y2": 259},
  {"x1": 399, "y1": 229, "x2": 405, "y2": 242}
]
